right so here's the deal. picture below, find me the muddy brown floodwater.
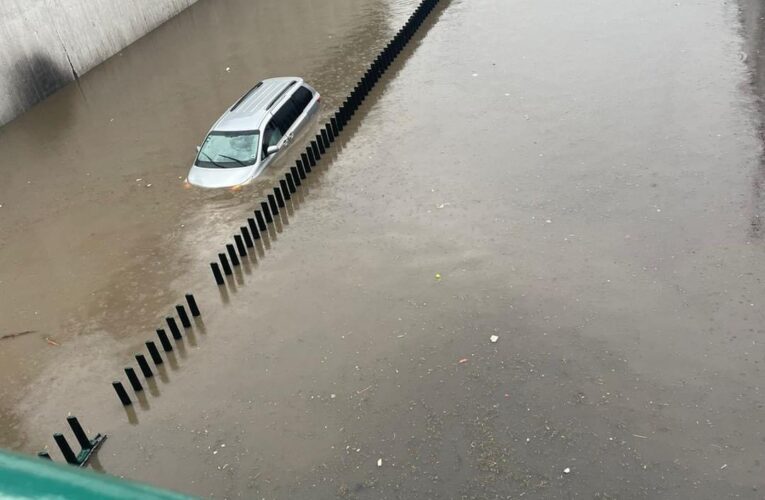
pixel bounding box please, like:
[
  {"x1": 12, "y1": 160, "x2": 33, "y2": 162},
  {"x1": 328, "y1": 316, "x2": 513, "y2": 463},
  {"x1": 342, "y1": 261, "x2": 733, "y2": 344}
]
[{"x1": 1, "y1": 0, "x2": 764, "y2": 498}]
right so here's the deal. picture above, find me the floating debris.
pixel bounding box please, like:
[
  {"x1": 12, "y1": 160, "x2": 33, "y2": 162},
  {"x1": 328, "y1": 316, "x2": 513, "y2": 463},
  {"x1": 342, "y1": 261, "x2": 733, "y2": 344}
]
[{"x1": 0, "y1": 330, "x2": 36, "y2": 341}]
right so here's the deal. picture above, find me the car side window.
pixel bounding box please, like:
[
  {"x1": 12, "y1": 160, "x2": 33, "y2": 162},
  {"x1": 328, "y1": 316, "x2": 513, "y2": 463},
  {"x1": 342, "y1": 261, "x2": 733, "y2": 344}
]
[
  {"x1": 262, "y1": 121, "x2": 282, "y2": 157},
  {"x1": 272, "y1": 99, "x2": 299, "y2": 135},
  {"x1": 290, "y1": 87, "x2": 313, "y2": 116}
]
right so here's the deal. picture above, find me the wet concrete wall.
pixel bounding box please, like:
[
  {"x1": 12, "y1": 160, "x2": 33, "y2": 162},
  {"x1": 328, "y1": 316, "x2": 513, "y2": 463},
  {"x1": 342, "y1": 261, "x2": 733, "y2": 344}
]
[{"x1": 0, "y1": 0, "x2": 196, "y2": 126}]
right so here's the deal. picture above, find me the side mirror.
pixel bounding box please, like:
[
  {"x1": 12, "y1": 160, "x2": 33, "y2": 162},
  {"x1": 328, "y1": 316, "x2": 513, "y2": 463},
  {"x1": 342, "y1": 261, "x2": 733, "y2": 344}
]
[
  {"x1": 196, "y1": 145, "x2": 201, "y2": 152},
  {"x1": 266, "y1": 145, "x2": 280, "y2": 155}
]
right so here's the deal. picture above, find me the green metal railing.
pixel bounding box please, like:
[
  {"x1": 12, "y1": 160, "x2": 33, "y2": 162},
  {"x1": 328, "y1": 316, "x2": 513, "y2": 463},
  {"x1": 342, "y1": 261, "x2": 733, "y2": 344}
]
[{"x1": 0, "y1": 449, "x2": 194, "y2": 499}]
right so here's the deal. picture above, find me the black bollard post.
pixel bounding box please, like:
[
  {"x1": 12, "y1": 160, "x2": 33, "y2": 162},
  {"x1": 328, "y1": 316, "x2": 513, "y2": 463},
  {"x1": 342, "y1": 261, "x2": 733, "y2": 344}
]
[
  {"x1": 322, "y1": 128, "x2": 331, "y2": 147},
  {"x1": 219, "y1": 253, "x2": 233, "y2": 275},
  {"x1": 260, "y1": 202, "x2": 273, "y2": 223},
  {"x1": 241, "y1": 226, "x2": 254, "y2": 247},
  {"x1": 166, "y1": 317, "x2": 182, "y2": 339},
  {"x1": 157, "y1": 329, "x2": 173, "y2": 352},
  {"x1": 274, "y1": 186, "x2": 285, "y2": 207},
  {"x1": 300, "y1": 154, "x2": 311, "y2": 174},
  {"x1": 331, "y1": 117, "x2": 339, "y2": 137},
  {"x1": 254, "y1": 210, "x2": 267, "y2": 231},
  {"x1": 316, "y1": 134, "x2": 326, "y2": 154},
  {"x1": 326, "y1": 123, "x2": 335, "y2": 142},
  {"x1": 234, "y1": 234, "x2": 247, "y2": 257},
  {"x1": 286, "y1": 172, "x2": 297, "y2": 193},
  {"x1": 298, "y1": 159, "x2": 311, "y2": 178},
  {"x1": 311, "y1": 140, "x2": 321, "y2": 160},
  {"x1": 67, "y1": 416, "x2": 93, "y2": 450},
  {"x1": 176, "y1": 305, "x2": 192, "y2": 328},
  {"x1": 279, "y1": 179, "x2": 291, "y2": 201},
  {"x1": 248, "y1": 217, "x2": 261, "y2": 240},
  {"x1": 135, "y1": 354, "x2": 153, "y2": 377},
  {"x1": 306, "y1": 146, "x2": 317, "y2": 167},
  {"x1": 146, "y1": 341, "x2": 163, "y2": 364},
  {"x1": 226, "y1": 244, "x2": 240, "y2": 266},
  {"x1": 267, "y1": 194, "x2": 279, "y2": 216},
  {"x1": 185, "y1": 294, "x2": 200, "y2": 317},
  {"x1": 296, "y1": 161, "x2": 306, "y2": 180},
  {"x1": 290, "y1": 167, "x2": 302, "y2": 187},
  {"x1": 211, "y1": 262, "x2": 225, "y2": 285},
  {"x1": 112, "y1": 381, "x2": 133, "y2": 404},
  {"x1": 54, "y1": 433, "x2": 80, "y2": 464},
  {"x1": 125, "y1": 367, "x2": 143, "y2": 392}
]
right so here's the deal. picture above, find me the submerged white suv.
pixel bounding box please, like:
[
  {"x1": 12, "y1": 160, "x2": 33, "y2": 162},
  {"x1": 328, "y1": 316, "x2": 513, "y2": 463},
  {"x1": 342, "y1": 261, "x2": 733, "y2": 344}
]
[{"x1": 187, "y1": 77, "x2": 320, "y2": 188}]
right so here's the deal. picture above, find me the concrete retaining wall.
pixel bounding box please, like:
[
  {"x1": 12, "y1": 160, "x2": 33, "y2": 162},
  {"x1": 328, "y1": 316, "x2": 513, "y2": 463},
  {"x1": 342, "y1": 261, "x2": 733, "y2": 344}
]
[{"x1": 0, "y1": 0, "x2": 197, "y2": 126}]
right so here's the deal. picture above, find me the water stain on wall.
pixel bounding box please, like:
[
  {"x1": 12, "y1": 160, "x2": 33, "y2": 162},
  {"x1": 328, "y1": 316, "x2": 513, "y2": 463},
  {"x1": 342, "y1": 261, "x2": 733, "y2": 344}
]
[{"x1": 9, "y1": 53, "x2": 73, "y2": 112}]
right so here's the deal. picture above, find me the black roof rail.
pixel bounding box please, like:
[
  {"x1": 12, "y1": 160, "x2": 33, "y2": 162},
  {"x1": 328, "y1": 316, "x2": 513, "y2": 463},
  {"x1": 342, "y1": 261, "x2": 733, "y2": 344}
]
[
  {"x1": 266, "y1": 80, "x2": 297, "y2": 110},
  {"x1": 230, "y1": 81, "x2": 264, "y2": 111}
]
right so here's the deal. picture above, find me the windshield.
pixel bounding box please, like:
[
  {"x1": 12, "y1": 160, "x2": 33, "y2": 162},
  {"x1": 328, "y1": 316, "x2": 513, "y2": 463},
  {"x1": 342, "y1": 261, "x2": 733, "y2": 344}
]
[{"x1": 196, "y1": 130, "x2": 260, "y2": 169}]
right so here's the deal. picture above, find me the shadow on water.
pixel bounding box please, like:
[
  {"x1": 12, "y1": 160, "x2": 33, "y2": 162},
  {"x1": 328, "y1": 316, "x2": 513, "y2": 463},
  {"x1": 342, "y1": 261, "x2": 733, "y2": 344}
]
[{"x1": 737, "y1": 0, "x2": 765, "y2": 238}]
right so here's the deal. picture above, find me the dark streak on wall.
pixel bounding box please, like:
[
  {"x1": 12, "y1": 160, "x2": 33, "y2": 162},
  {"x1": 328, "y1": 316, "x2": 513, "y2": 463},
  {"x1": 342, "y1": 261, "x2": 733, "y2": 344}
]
[{"x1": 9, "y1": 53, "x2": 73, "y2": 112}]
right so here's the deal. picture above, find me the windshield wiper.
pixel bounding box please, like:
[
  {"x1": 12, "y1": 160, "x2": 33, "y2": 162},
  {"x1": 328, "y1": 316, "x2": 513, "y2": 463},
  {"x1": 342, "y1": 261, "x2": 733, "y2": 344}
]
[
  {"x1": 218, "y1": 154, "x2": 247, "y2": 167},
  {"x1": 200, "y1": 152, "x2": 226, "y2": 169}
]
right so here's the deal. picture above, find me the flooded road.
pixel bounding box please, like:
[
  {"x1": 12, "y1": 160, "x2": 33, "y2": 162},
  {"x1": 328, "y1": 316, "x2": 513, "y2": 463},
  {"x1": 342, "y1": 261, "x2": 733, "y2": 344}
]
[{"x1": 1, "y1": 0, "x2": 764, "y2": 497}]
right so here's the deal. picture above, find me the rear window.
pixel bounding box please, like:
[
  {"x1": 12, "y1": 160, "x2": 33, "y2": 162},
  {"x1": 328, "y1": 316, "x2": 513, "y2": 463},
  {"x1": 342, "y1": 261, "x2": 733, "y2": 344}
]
[{"x1": 290, "y1": 86, "x2": 313, "y2": 115}]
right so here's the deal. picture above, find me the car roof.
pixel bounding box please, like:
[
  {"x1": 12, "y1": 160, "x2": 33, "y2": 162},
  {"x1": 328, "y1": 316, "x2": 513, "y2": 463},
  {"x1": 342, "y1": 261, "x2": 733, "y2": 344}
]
[{"x1": 213, "y1": 77, "x2": 302, "y2": 132}]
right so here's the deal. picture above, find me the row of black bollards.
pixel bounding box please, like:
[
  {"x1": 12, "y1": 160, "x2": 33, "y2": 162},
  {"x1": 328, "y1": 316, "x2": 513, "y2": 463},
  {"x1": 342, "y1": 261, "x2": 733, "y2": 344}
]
[
  {"x1": 209, "y1": 0, "x2": 441, "y2": 289},
  {"x1": 41, "y1": 0, "x2": 443, "y2": 465},
  {"x1": 38, "y1": 416, "x2": 105, "y2": 466},
  {"x1": 111, "y1": 293, "x2": 202, "y2": 406}
]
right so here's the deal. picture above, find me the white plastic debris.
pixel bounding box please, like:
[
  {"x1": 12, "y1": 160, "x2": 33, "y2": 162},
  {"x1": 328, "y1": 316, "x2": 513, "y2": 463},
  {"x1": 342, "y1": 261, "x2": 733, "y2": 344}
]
[
  {"x1": 377, "y1": 458, "x2": 383, "y2": 467},
  {"x1": 330, "y1": 394, "x2": 336, "y2": 399},
  {"x1": 563, "y1": 467, "x2": 571, "y2": 474},
  {"x1": 490, "y1": 335, "x2": 499, "y2": 343},
  {"x1": 225, "y1": 67, "x2": 231, "y2": 72}
]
